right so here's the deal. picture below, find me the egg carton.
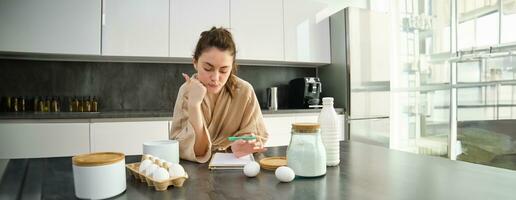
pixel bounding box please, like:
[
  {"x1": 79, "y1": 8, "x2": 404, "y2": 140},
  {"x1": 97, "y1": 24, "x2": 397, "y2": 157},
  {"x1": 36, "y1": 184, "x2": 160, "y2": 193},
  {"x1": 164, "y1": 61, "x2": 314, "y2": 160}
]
[{"x1": 126, "y1": 162, "x2": 188, "y2": 191}]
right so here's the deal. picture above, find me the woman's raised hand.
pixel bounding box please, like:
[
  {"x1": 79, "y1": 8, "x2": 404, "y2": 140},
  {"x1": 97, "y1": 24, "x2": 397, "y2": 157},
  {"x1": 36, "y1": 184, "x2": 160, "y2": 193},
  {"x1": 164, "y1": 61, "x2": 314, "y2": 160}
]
[
  {"x1": 182, "y1": 73, "x2": 207, "y2": 106},
  {"x1": 230, "y1": 133, "x2": 267, "y2": 158}
]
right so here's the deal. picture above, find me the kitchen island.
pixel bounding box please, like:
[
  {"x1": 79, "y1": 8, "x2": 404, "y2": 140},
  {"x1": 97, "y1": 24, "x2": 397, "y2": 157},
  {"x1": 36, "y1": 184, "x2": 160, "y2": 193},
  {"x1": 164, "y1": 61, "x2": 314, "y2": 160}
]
[{"x1": 1, "y1": 141, "x2": 515, "y2": 200}]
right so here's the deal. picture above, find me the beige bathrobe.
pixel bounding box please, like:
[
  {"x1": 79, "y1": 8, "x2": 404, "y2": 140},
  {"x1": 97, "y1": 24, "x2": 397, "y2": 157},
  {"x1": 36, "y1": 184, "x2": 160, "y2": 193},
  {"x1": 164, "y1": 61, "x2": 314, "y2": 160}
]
[{"x1": 170, "y1": 75, "x2": 268, "y2": 163}]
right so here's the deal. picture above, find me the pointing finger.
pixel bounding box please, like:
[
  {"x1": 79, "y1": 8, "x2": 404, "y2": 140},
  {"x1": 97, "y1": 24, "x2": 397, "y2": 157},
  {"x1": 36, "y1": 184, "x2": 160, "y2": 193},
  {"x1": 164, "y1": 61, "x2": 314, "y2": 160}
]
[{"x1": 182, "y1": 73, "x2": 190, "y2": 82}]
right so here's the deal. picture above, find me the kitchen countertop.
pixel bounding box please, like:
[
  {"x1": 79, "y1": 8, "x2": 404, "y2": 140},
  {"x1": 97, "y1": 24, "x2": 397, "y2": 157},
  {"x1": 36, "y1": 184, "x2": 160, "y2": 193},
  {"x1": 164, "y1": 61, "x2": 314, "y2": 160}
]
[
  {"x1": 1, "y1": 141, "x2": 515, "y2": 200},
  {"x1": 0, "y1": 108, "x2": 344, "y2": 120}
]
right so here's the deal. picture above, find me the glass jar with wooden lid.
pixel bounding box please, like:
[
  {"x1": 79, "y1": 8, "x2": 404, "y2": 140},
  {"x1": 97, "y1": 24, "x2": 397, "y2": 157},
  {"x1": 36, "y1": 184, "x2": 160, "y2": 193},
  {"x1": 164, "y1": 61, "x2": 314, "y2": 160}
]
[{"x1": 286, "y1": 123, "x2": 327, "y2": 177}]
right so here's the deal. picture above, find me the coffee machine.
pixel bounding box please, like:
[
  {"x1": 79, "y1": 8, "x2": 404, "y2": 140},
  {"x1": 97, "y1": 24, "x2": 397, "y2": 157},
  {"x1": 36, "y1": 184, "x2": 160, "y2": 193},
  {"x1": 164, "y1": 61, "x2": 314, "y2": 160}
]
[{"x1": 288, "y1": 77, "x2": 322, "y2": 109}]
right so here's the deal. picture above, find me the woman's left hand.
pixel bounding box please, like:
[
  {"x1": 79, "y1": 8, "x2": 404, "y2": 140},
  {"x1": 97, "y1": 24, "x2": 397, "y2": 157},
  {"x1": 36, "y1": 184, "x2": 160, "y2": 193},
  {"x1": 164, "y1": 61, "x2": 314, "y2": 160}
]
[{"x1": 230, "y1": 133, "x2": 267, "y2": 158}]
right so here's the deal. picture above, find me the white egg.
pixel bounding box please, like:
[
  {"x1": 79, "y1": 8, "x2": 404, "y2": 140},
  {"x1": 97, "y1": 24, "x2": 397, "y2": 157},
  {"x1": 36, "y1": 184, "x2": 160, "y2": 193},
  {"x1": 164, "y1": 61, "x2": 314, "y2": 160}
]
[
  {"x1": 275, "y1": 166, "x2": 295, "y2": 182},
  {"x1": 162, "y1": 161, "x2": 173, "y2": 170},
  {"x1": 147, "y1": 155, "x2": 155, "y2": 161},
  {"x1": 243, "y1": 161, "x2": 260, "y2": 177},
  {"x1": 167, "y1": 163, "x2": 186, "y2": 179},
  {"x1": 145, "y1": 163, "x2": 159, "y2": 177},
  {"x1": 138, "y1": 159, "x2": 153, "y2": 174},
  {"x1": 152, "y1": 167, "x2": 170, "y2": 181},
  {"x1": 141, "y1": 154, "x2": 152, "y2": 161},
  {"x1": 154, "y1": 159, "x2": 165, "y2": 167}
]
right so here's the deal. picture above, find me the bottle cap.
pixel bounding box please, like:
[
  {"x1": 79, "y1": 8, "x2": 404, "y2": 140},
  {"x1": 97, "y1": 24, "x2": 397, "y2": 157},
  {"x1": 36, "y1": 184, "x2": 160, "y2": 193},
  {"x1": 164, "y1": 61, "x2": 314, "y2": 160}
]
[{"x1": 322, "y1": 97, "x2": 334, "y2": 104}]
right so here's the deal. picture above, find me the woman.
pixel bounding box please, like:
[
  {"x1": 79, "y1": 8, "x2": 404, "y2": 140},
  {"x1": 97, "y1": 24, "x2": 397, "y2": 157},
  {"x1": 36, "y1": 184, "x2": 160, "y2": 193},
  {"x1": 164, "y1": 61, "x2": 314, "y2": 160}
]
[{"x1": 170, "y1": 27, "x2": 268, "y2": 163}]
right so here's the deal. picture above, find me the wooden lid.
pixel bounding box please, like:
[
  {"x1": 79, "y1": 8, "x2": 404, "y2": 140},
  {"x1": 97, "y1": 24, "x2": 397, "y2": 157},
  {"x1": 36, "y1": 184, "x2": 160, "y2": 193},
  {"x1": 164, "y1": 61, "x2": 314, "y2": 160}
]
[
  {"x1": 259, "y1": 156, "x2": 287, "y2": 170},
  {"x1": 72, "y1": 152, "x2": 125, "y2": 167},
  {"x1": 292, "y1": 123, "x2": 320, "y2": 133}
]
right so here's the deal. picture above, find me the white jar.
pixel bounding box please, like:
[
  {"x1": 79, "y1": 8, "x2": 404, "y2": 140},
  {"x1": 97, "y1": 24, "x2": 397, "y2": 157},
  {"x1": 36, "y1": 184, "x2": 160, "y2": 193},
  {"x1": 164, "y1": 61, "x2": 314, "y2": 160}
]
[
  {"x1": 72, "y1": 152, "x2": 126, "y2": 199},
  {"x1": 318, "y1": 97, "x2": 340, "y2": 166},
  {"x1": 287, "y1": 123, "x2": 326, "y2": 177}
]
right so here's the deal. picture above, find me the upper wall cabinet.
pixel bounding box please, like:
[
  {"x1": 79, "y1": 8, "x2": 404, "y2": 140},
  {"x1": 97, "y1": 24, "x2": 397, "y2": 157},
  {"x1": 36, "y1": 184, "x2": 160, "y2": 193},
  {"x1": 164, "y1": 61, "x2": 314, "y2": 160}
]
[
  {"x1": 102, "y1": 0, "x2": 169, "y2": 57},
  {"x1": 230, "y1": 0, "x2": 284, "y2": 61},
  {"x1": 170, "y1": 0, "x2": 230, "y2": 58},
  {"x1": 0, "y1": 0, "x2": 101, "y2": 55},
  {"x1": 0, "y1": 0, "x2": 331, "y2": 66},
  {"x1": 284, "y1": 0, "x2": 330, "y2": 63}
]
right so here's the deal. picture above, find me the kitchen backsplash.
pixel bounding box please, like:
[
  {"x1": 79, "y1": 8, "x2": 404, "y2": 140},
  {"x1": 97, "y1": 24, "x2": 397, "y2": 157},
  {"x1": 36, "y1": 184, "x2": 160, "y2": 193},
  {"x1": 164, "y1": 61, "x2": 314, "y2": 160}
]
[{"x1": 0, "y1": 59, "x2": 316, "y2": 111}]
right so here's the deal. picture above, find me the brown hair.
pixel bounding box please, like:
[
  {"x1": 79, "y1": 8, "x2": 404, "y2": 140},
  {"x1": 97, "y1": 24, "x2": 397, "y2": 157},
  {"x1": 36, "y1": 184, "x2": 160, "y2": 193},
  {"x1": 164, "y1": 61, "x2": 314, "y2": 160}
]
[{"x1": 193, "y1": 27, "x2": 238, "y2": 97}]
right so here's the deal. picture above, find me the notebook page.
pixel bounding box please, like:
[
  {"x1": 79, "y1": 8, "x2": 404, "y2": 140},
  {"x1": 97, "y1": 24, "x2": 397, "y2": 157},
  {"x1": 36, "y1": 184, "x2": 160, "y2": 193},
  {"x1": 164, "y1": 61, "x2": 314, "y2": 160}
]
[{"x1": 209, "y1": 152, "x2": 254, "y2": 166}]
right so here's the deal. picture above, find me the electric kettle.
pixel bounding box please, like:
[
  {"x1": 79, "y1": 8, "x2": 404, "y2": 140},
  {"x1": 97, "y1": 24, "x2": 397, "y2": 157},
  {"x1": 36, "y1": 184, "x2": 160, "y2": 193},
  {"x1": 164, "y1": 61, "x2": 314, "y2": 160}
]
[{"x1": 267, "y1": 87, "x2": 278, "y2": 111}]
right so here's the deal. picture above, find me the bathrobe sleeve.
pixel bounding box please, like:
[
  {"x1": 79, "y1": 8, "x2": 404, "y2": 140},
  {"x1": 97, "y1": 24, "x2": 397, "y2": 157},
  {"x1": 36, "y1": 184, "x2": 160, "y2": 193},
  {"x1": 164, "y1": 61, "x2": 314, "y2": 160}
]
[
  {"x1": 233, "y1": 84, "x2": 269, "y2": 145},
  {"x1": 169, "y1": 84, "x2": 212, "y2": 163}
]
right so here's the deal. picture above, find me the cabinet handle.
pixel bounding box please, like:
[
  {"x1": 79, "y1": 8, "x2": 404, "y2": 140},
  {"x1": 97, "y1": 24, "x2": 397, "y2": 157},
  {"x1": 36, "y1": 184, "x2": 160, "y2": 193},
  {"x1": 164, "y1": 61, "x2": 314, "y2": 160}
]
[{"x1": 168, "y1": 121, "x2": 171, "y2": 135}]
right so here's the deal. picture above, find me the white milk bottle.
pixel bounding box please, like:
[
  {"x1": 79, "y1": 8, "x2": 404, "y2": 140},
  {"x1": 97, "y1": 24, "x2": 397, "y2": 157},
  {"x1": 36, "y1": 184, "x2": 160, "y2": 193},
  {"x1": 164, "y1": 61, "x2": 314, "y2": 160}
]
[{"x1": 318, "y1": 97, "x2": 340, "y2": 166}]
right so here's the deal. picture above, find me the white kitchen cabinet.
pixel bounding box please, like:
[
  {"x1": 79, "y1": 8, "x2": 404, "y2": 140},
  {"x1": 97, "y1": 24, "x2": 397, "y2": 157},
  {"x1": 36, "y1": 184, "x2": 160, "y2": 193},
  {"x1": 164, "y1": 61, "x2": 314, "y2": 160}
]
[
  {"x1": 170, "y1": 0, "x2": 230, "y2": 58},
  {"x1": 295, "y1": 114, "x2": 345, "y2": 140},
  {"x1": 293, "y1": 115, "x2": 318, "y2": 123},
  {"x1": 0, "y1": 121, "x2": 90, "y2": 159},
  {"x1": 0, "y1": 0, "x2": 101, "y2": 54},
  {"x1": 90, "y1": 121, "x2": 169, "y2": 155},
  {"x1": 263, "y1": 113, "x2": 345, "y2": 147},
  {"x1": 102, "y1": 0, "x2": 169, "y2": 57},
  {"x1": 263, "y1": 116, "x2": 294, "y2": 147},
  {"x1": 283, "y1": 0, "x2": 331, "y2": 63},
  {"x1": 230, "y1": 0, "x2": 284, "y2": 61}
]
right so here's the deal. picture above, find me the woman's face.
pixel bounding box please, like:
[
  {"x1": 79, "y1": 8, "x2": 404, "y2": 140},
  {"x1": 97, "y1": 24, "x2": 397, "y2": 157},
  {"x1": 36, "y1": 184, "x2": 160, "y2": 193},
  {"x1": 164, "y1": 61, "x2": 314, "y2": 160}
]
[{"x1": 193, "y1": 47, "x2": 234, "y2": 94}]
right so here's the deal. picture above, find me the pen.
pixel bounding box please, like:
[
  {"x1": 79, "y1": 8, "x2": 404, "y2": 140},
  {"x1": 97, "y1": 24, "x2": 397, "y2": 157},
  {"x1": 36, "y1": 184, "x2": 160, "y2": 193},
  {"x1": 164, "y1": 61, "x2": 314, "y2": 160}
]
[{"x1": 228, "y1": 136, "x2": 257, "y2": 141}]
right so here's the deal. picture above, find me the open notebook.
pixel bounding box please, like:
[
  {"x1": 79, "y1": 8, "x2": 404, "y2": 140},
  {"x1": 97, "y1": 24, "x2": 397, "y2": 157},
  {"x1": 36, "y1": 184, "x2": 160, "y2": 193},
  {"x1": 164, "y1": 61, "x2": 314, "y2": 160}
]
[{"x1": 208, "y1": 152, "x2": 254, "y2": 170}]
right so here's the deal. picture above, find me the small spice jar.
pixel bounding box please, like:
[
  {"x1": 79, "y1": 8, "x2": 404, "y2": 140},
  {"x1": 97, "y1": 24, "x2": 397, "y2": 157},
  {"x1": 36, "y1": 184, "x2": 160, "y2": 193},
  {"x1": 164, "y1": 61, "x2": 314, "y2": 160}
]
[{"x1": 286, "y1": 123, "x2": 327, "y2": 177}]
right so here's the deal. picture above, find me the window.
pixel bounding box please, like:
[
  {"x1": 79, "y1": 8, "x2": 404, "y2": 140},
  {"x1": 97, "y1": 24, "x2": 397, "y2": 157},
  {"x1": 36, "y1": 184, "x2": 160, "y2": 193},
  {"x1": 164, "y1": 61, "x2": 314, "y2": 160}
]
[
  {"x1": 458, "y1": 0, "x2": 500, "y2": 49},
  {"x1": 501, "y1": 0, "x2": 516, "y2": 43}
]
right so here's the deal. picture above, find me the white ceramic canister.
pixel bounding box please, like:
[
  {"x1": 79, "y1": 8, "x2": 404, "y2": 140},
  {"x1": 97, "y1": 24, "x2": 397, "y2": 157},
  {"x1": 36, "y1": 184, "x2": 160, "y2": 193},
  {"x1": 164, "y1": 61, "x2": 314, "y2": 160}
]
[
  {"x1": 72, "y1": 152, "x2": 126, "y2": 199},
  {"x1": 143, "y1": 140, "x2": 180, "y2": 164}
]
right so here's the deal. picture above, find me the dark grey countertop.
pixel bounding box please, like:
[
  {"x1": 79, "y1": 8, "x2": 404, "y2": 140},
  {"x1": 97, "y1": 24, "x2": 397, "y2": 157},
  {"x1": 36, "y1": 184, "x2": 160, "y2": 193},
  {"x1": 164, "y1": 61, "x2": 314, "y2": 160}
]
[
  {"x1": 0, "y1": 108, "x2": 344, "y2": 120},
  {"x1": 0, "y1": 110, "x2": 173, "y2": 120},
  {"x1": 1, "y1": 141, "x2": 515, "y2": 200}
]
